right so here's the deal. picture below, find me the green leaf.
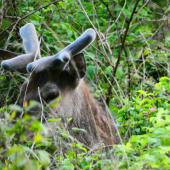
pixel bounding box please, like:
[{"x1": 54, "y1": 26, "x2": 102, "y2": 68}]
[
  {"x1": 37, "y1": 150, "x2": 50, "y2": 167},
  {"x1": 105, "y1": 66, "x2": 112, "y2": 75},
  {"x1": 87, "y1": 66, "x2": 96, "y2": 77},
  {"x1": 48, "y1": 118, "x2": 61, "y2": 122},
  {"x1": 116, "y1": 67, "x2": 123, "y2": 80},
  {"x1": 159, "y1": 77, "x2": 169, "y2": 83},
  {"x1": 137, "y1": 90, "x2": 146, "y2": 96},
  {"x1": 109, "y1": 103, "x2": 119, "y2": 116},
  {"x1": 144, "y1": 48, "x2": 150, "y2": 55},
  {"x1": 87, "y1": 52, "x2": 96, "y2": 58},
  {"x1": 9, "y1": 104, "x2": 22, "y2": 112},
  {"x1": 72, "y1": 127, "x2": 87, "y2": 133}
]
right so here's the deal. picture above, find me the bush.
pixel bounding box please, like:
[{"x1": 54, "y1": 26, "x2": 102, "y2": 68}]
[
  {"x1": 0, "y1": 77, "x2": 170, "y2": 169},
  {"x1": 116, "y1": 77, "x2": 170, "y2": 169}
]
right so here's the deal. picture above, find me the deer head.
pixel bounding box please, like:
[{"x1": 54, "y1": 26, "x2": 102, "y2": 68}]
[{"x1": 0, "y1": 23, "x2": 119, "y2": 148}]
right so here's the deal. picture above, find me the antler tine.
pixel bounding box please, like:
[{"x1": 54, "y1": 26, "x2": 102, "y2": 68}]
[
  {"x1": 1, "y1": 23, "x2": 41, "y2": 71},
  {"x1": 27, "y1": 29, "x2": 96, "y2": 73},
  {"x1": 64, "y1": 28, "x2": 96, "y2": 56}
]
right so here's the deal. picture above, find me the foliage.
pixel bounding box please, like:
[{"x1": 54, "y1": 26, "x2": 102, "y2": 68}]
[
  {"x1": 0, "y1": 0, "x2": 170, "y2": 169},
  {"x1": 116, "y1": 77, "x2": 170, "y2": 169},
  {"x1": 1, "y1": 78, "x2": 170, "y2": 169},
  {"x1": 0, "y1": 102, "x2": 118, "y2": 169}
]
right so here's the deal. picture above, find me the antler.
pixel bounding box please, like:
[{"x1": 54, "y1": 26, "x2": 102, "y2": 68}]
[
  {"x1": 1, "y1": 23, "x2": 41, "y2": 70},
  {"x1": 27, "y1": 28, "x2": 96, "y2": 73}
]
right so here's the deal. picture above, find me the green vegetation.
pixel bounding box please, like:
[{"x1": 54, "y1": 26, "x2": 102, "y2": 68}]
[{"x1": 0, "y1": 0, "x2": 170, "y2": 169}]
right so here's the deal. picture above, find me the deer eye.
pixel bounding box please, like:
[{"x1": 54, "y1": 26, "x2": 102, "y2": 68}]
[{"x1": 48, "y1": 92, "x2": 59, "y2": 101}]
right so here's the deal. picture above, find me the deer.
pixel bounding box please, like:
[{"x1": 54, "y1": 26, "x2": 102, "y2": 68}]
[{"x1": 0, "y1": 23, "x2": 119, "y2": 148}]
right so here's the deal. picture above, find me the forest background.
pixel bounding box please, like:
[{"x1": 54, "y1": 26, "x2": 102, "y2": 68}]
[{"x1": 0, "y1": 0, "x2": 170, "y2": 169}]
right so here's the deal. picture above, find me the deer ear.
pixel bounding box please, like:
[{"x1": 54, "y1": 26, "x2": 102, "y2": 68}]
[
  {"x1": 0, "y1": 50, "x2": 20, "y2": 60},
  {"x1": 0, "y1": 50, "x2": 28, "y2": 74},
  {"x1": 72, "y1": 53, "x2": 86, "y2": 78}
]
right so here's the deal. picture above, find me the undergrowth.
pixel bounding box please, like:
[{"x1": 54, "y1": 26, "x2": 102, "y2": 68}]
[{"x1": 0, "y1": 77, "x2": 170, "y2": 169}]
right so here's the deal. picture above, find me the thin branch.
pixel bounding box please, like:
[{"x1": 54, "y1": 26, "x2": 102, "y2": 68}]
[
  {"x1": 106, "y1": 0, "x2": 141, "y2": 106},
  {"x1": 0, "y1": 0, "x2": 62, "y2": 35},
  {"x1": 78, "y1": 0, "x2": 113, "y2": 66}
]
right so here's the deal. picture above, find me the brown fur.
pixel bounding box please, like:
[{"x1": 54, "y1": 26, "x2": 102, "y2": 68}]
[
  {"x1": 21, "y1": 73, "x2": 119, "y2": 147},
  {"x1": 0, "y1": 24, "x2": 119, "y2": 148},
  {"x1": 1, "y1": 52, "x2": 120, "y2": 148}
]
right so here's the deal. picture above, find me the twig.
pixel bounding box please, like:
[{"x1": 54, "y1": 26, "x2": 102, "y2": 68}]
[
  {"x1": 106, "y1": 0, "x2": 141, "y2": 106},
  {"x1": 0, "y1": 0, "x2": 62, "y2": 35},
  {"x1": 78, "y1": 0, "x2": 112, "y2": 66}
]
